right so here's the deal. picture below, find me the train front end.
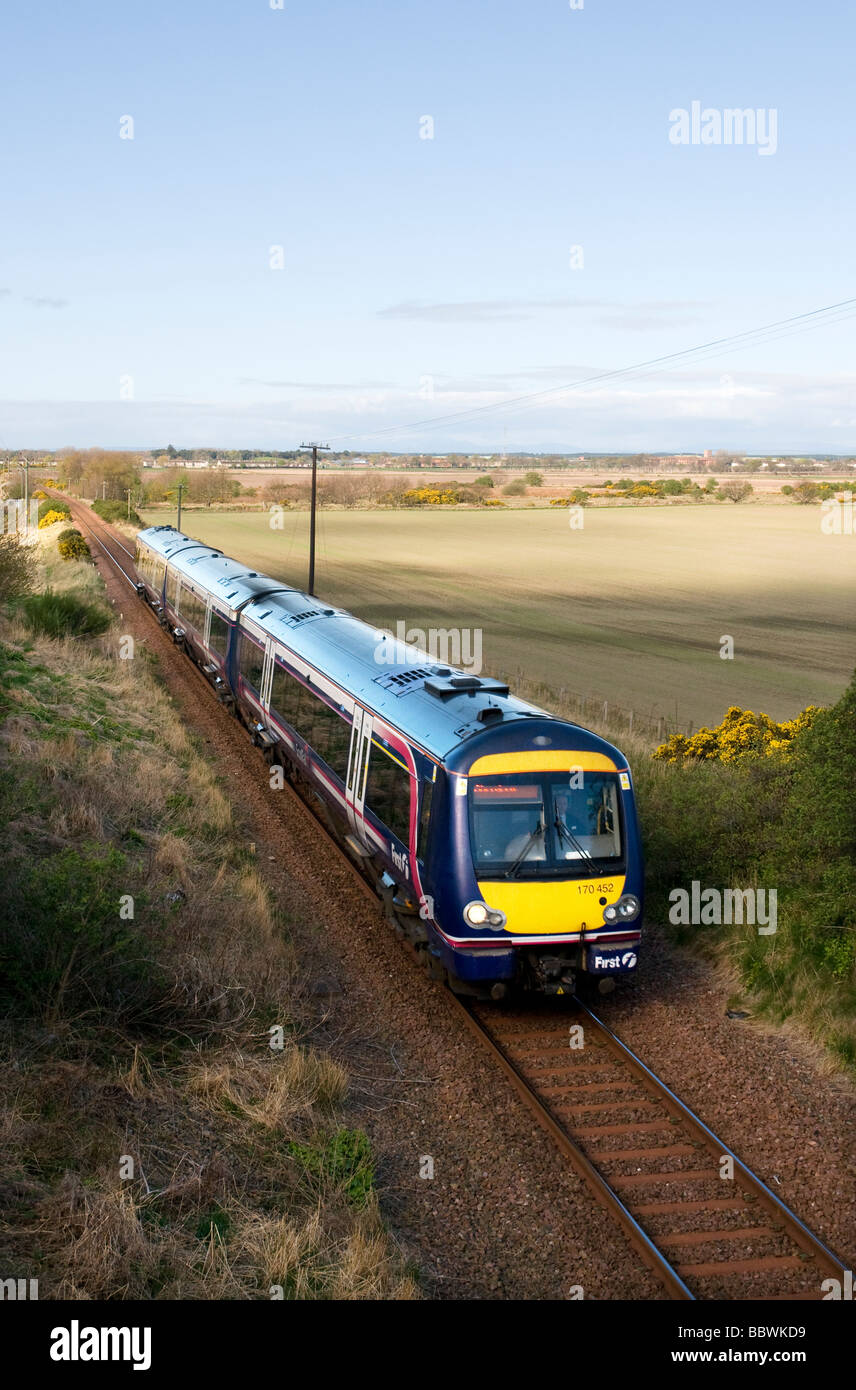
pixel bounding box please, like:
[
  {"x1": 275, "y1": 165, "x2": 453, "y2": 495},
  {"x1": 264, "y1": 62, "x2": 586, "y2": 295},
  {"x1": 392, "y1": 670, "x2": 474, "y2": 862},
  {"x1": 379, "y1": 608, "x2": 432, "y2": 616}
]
[{"x1": 429, "y1": 720, "x2": 644, "y2": 997}]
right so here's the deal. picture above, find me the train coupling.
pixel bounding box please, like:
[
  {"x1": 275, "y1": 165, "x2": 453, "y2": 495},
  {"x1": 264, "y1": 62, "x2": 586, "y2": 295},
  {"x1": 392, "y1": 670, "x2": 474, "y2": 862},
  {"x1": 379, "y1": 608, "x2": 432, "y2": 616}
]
[{"x1": 528, "y1": 952, "x2": 576, "y2": 995}]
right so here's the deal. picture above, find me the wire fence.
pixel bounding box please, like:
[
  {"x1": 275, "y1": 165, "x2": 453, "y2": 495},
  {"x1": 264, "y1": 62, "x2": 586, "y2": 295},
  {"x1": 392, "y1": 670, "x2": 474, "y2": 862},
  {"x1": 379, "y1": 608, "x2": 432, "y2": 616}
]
[{"x1": 496, "y1": 669, "x2": 695, "y2": 745}]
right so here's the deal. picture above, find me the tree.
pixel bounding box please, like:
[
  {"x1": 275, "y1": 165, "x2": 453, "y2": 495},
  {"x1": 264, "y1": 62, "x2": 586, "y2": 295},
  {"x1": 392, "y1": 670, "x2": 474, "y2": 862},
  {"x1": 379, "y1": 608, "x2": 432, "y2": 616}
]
[
  {"x1": 716, "y1": 481, "x2": 754, "y2": 504},
  {"x1": 524, "y1": 470, "x2": 544, "y2": 487},
  {"x1": 792, "y1": 481, "x2": 820, "y2": 505}
]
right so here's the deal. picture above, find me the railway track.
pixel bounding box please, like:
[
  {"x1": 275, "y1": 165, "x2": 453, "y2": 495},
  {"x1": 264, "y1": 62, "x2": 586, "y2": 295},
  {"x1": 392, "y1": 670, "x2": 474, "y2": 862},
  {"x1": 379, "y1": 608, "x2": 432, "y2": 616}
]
[{"x1": 65, "y1": 499, "x2": 850, "y2": 1303}]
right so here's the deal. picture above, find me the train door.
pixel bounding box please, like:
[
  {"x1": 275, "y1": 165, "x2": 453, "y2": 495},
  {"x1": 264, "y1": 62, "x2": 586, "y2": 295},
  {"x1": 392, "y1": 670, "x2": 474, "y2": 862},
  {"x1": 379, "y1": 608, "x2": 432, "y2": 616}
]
[
  {"x1": 346, "y1": 706, "x2": 372, "y2": 839},
  {"x1": 259, "y1": 643, "x2": 275, "y2": 724}
]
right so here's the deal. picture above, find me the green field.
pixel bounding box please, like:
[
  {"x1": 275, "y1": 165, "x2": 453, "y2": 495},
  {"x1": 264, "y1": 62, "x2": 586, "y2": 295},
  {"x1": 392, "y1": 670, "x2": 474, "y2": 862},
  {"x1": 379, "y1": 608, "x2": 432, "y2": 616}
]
[{"x1": 142, "y1": 506, "x2": 856, "y2": 730}]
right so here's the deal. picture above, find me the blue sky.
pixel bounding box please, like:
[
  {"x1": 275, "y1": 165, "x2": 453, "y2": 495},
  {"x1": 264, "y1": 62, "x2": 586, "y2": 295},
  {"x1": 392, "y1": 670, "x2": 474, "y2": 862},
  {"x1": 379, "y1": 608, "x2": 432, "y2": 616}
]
[{"x1": 1, "y1": 0, "x2": 854, "y2": 452}]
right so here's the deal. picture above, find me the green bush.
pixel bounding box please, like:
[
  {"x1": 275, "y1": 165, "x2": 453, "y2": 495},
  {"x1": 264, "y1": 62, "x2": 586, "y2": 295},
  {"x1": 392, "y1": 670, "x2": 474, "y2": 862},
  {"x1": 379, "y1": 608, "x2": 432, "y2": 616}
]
[
  {"x1": 37, "y1": 498, "x2": 70, "y2": 522},
  {"x1": 638, "y1": 671, "x2": 856, "y2": 1058},
  {"x1": 501, "y1": 478, "x2": 527, "y2": 496},
  {"x1": 17, "y1": 588, "x2": 110, "y2": 637},
  {"x1": 92, "y1": 497, "x2": 143, "y2": 526}
]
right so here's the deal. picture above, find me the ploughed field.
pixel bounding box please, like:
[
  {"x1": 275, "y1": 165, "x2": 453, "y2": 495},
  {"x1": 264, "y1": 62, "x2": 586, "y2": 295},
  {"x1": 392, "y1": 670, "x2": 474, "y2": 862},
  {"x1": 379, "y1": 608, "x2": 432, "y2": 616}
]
[{"x1": 140, "y1": 506, "x2": 855, "y2": 729}]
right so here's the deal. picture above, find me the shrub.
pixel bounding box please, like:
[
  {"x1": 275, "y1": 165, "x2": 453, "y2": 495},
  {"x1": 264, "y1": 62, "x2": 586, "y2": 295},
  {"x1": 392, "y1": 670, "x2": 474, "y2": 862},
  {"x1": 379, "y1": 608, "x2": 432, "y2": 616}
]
[
  {"x1": 501, "y1": 479, "x2": 527, "y2": 497},
  {"x1": 780, "y1": 485, "x2": 794, "y2": 496},
  {"x1": 57, "y1": 528, "x2": 92, "y2": 562},
  {"x1": 38, "y1": 498, "x2": 70, "y2": 523},
  {"x1": 549, "y1": 489, "x2": 590, "y2": 507},
  {"x1": 17, "y1": 588, "x2": 110, "y2": 638},
  {"x1": 473, "y1": 475, "x2": 495, "y2": 488},
  {"x1": 524, "y1": 470, "x2": 544, "y2": 487},
  {"x1": 0, "y1": 534, "x2": 39, "y2": 598},
  {"x1": 653, "y1": 703, "x2": 820, "y2": 765},
  {"x1": 792, "y1": 481, "x2": 820, "y2": 505},
  {"x1": 716, "y1": 481, "x2": 754, "y2": 503},
  {"x1": 37, "y1": 508, "x2": 71, "y2": 529},
  {"x1": 92, "y1": 497, "x2": 143, "y2": 526}
]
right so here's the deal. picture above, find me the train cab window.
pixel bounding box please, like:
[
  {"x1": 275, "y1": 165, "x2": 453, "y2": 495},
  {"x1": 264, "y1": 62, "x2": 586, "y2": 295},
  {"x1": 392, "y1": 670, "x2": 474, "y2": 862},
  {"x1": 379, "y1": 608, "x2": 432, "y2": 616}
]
[
  {"x1": 239, "y1": 633, "x2": 265, "y2": 689},
  {"x1": 209, "y1": 609, "x2": 229, "y2": 657},
  {"x1": 365, "y1": 742, "x2": 412, "y2": 846},
  {"x1": 417, "y1": 779, "x2": 433, "y2": 861},
  {"x1": 469, "y1": 773, "x2": 624, "y2": 878}
]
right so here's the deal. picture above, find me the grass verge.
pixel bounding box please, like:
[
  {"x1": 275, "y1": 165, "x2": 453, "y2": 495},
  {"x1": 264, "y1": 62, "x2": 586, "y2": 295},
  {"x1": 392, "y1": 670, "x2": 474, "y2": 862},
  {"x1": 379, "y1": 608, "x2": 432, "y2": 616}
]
[{"x1": 0, "y1": 534, "x2": 418, "y2": 1299}]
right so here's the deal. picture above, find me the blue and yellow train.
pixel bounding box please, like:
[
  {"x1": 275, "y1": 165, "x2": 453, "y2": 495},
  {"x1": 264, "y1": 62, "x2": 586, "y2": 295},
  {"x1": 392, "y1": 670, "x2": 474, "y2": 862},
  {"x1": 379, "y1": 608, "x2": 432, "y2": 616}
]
[{"x1": 135, "y1": 525, "x2": 644, "y2": 999}]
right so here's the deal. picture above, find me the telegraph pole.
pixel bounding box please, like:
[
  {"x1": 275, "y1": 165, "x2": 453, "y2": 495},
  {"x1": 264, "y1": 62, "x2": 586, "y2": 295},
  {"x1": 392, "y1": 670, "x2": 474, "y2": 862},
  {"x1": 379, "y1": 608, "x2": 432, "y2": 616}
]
[
  {"x1": 126, "y1": 487, "x2": 132, "y2": 520},
  {"x1": 22, "y1": 456, "x2": 30, "y2": 536},
  {"x1": 176, "y1": 482, "x2": 185, "y2": 532},
  {"x1": 298, "y1": 442, "x2": 330, "y2": 595}
]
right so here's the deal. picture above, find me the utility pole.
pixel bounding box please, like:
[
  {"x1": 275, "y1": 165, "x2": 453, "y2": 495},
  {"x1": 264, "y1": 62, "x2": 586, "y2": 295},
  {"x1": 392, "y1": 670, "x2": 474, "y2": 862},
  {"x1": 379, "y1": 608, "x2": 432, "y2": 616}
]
[
  {"x1": 22, "y1": 456, "x2": 30, "y2": 536},
  {"x1": 126, "y1": 487, "x2": 132, "y2": 520},
  {"x1": 298, "y1": 442, "x2": 330, "y2": 595},
  {"x1": 176, "y1": 482, "x2": 185, "y2": 532},
  {"x1": 102, "y1": 480, "x2": 107, "y2": 500}
]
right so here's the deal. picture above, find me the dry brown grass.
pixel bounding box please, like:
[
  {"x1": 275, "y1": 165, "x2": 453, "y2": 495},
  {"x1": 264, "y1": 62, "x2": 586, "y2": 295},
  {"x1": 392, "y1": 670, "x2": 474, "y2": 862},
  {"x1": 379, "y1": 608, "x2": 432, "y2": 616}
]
[{"x1": 0, "y1": 553, "x2": 420, "y2": 1301}]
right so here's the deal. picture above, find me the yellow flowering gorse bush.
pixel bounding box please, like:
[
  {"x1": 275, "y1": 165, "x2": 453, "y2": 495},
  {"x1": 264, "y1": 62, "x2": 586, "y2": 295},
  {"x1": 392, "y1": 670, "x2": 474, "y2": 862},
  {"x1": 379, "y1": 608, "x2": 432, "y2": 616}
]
[{"x1": 654, "y1": 704, "x2": 820, "y2": 764}]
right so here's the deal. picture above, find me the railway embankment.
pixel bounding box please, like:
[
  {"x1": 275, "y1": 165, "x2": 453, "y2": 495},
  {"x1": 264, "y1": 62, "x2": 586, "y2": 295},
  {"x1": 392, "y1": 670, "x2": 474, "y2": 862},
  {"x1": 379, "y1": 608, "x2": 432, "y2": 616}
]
[{"x1": 0, "y1": 528, "x2": 417, "y2": 1299}]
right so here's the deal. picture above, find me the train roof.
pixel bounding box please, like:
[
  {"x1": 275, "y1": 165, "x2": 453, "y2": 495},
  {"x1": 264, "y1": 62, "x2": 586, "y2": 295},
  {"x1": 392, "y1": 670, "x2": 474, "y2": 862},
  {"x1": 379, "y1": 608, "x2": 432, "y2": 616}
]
[{"x1": 137, "y1": 524, "x2": 624, "y2": 765}]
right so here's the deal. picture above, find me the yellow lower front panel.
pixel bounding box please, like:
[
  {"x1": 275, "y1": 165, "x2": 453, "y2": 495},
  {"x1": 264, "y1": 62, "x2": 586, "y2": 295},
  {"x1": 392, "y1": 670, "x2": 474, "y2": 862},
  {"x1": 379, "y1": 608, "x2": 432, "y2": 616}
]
[{"x1": 477, "y1": 875, "x2": 626, "y2": 935}]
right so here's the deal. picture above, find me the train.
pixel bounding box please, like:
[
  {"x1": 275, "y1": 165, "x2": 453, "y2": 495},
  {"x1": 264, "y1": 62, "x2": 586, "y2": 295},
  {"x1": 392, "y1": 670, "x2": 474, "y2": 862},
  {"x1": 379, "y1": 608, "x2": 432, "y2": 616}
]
[{"x1": 134, "y1": 525, "x2": 644, "y2": 999}]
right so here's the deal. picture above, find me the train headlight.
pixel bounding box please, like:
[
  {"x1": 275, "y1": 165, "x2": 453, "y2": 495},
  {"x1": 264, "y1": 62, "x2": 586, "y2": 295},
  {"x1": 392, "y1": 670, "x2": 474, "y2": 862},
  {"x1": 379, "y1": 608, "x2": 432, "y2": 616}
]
[
  {"x1": 464, "y1": 901, "x2": 507, "y2": 930},
  {"x1": 603, "y1": 894, "x2": 641, "y2": 923}
]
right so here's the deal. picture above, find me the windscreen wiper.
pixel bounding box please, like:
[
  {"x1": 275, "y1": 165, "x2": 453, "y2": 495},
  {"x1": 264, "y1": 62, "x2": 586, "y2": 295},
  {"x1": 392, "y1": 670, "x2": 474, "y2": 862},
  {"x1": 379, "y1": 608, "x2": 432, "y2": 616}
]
[
  {"x1": 505, "y1": 819, "x2": 545, "y2": 878},
  {"x1": 554, "y1": 816, "x2": 607, "y2": 872}
]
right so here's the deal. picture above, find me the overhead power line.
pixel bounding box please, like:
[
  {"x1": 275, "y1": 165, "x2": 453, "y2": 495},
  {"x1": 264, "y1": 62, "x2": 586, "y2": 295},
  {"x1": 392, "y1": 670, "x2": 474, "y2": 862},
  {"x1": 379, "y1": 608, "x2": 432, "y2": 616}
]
[{"x1": 324, "y1": 295, "x2": 856, "y2": 446}]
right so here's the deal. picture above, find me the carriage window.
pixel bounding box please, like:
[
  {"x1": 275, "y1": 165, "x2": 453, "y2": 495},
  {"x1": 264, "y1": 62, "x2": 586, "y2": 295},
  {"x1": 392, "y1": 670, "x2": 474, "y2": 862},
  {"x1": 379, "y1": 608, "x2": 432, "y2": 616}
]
[
  {"x1": 180, "y1": 586, "x2": 206, "y2": 632},
  {"x1": 310, "y1": 699, "x2": 350, "y2": 783},
  {"x1": 167, "y1": 569, "x2": 180, "y2": 609},
  {"x1": 239, "y1": 633, "x2": 265, "y2": 689},
  {"x1": 270, "y1": 662, "x2": 298, "y2": 725},
  {"x1": 365, "y1": 742, "x2": 412, "y2": 845},
  {"x1": 209, "y1": 609, "x2": 229, "y2": 657}
]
